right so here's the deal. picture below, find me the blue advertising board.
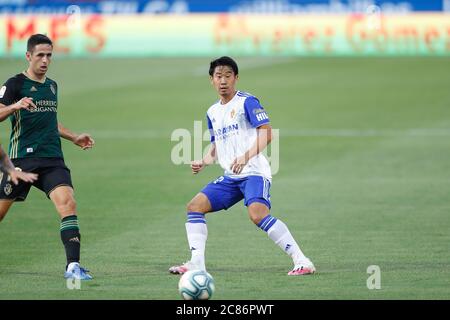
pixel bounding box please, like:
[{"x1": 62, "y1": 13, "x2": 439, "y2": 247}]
[{"x1": 0, "y1": 0, "x2": 448, "y2": 14}]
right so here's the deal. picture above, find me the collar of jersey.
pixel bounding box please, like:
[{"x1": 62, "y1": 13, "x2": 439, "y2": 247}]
[
  {"x1": 219, "y1": 91, "x2": 239, "y2": 107},
  {"x1": 22, "y1": 71, "x2": 47, "y2": 84}
]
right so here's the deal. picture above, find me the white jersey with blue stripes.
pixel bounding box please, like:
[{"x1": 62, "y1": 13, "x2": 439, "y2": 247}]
[{"x1": 206, "y1": 91, "x2": 272, "y2": 181}]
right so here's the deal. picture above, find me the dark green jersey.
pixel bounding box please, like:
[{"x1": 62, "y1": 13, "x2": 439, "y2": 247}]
[{"x1": 0, "y1": 73, "x2": 63, "y2": 159}]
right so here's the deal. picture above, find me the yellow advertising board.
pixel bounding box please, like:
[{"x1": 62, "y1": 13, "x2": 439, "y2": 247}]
[{"x1": 1, "y1": 14, "x2": 449, "y2": 56}]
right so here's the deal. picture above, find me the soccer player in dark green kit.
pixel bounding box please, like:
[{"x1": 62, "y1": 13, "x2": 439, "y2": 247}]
[{"x1": 0, "y1": 34, "x2": 94, "y2": 280}]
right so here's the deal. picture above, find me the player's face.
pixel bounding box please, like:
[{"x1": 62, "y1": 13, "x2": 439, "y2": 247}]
[
  {"x1": 26, "y1": 44, "x2": 53, "y2": 76},
  {"x1": 210, "y1": 65, "x2": 238, "y2": 98}
]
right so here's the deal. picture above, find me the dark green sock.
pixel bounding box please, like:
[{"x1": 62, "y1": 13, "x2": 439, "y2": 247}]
[{"x1": 60, "y1": 215, "x2": 81, "y2": 269}]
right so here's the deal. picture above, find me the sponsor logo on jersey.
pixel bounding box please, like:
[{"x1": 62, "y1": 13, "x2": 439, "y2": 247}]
[
  {"x1": 29, "y1": 107, "x2": 58, "y2": 113},
  {"x1": 256, "y1": 112, "x2": 268, "y2": 122},
  {"x1": 30, "y1": 86, "x2": 38, "y2": 92},
  {"x1": 29, "y1": 100, "x2": 58, "y2": 113},
  {"x1": 253, "y1": 108, "x2": 265, "y2": 114},
  {"x1": 50, "y1": 84, "x2": 56, "y2": 95},
  {"x1": 0, "y1": 86, "x2": 6, "y2": 98},
  {"x1": 214, "y1": 123, "x2": 240, "y2": 141},
  {"x1": 26, "y1": 148, "x2": 33, "y2": 153},
  {"x1": 214, "y1": 123, "x2": 239, "y2": 137},
  {"x1": 35, "y1": 100, "x2": 57, "y2": 107}
]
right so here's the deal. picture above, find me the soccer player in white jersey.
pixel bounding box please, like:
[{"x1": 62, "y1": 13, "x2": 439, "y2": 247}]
[{"x1": 169, "y1": 56, "x2": 315, "y2": 276}]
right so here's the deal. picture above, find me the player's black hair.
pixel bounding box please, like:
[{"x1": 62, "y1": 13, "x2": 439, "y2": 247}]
[
  {"x1": 209, "y1": 56, "x2": 239, "y2": 76},
  {"x1": 27, "y1": 34, "x2": 53, "y2": 52}
]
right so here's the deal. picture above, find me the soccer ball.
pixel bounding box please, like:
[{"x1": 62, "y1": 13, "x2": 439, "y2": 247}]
[{"x1": 178, "y1": 270, "x2": 215, "y2": 300}]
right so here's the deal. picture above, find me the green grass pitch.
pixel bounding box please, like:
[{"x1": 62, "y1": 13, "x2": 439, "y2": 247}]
[{"x1": 0, "y1": 57, "x2": 449, "y2": 299}]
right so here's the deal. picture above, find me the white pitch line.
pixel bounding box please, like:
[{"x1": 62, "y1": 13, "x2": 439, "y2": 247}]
[
  {"x1": 87, "y1": 128, "x2": 450, "y2": 139},
  {"x1": 281, "y1": 128, "x2": 450, "y2": 137}
]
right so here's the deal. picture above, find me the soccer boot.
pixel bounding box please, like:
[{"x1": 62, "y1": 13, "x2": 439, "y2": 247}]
[
  {"x1": 288, "y1": 258, "x2": 316, "y2": 276},
  {"x1": 169, "y1": 261, "x2": 200, "y2": 275},
  {"x1": 64, "y1": 262, "x2": 93, "y2": 280}
]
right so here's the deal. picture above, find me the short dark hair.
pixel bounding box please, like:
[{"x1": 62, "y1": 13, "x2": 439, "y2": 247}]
[
  {"x1": 209, "y1": 56, "x2": 239, "y2": 76},
  {"x1": 27, "y1": 34, "x2": 53, "y2": 52}
]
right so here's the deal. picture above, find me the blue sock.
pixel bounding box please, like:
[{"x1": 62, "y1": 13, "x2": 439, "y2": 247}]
[
  {"x1": 187, "y1": 212, "x2": 206, "y2": 224},
  {"x1": 257, "y1": 214, "x2": 278, "y2": 232}
]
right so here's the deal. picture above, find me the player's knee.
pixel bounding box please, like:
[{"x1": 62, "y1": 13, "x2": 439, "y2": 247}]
[
  {"x1": 66, "y1": 198, "x2": 77, "y2": 212},
  {"x1": 57, "y1": 197, "x2": 77, "y2": 213},
  {"x1": 186, "y1": 199, "x2": 208, "y2": 213},
  {"x1": 186, "y1": 200, "x2": 200, "y2": 213},
  {"x1": 248, "y1": 203, "x2": 270, "y2": 225},
  {"x1": 248, "y1": 211, "x2": 263, "y2": 225}
]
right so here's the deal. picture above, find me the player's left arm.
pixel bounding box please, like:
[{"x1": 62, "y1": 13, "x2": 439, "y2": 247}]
[
  {"x1": 231, "y1": 124, "x2": 272, "y2": 174},
  {"x1": 58, "y1": 123, "x2": 95, "y2": 150}
]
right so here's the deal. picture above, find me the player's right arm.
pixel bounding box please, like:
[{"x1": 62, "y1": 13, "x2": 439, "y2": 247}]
[
  {"x1": 191, "y1": 113, "x2": 217, "y2": 174},
  {"x1": 191, "y1": 143, "x2": 216, "y2": 174},
  {"x1": 0, "y1": 146, "x2": 38, "y2": 185},
  {"x1": 0, "y1": 79, "x2": 36, "y2": 121},
  {"x1": 0, "y1": 98, "x2": 36, "y2": 121}
]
